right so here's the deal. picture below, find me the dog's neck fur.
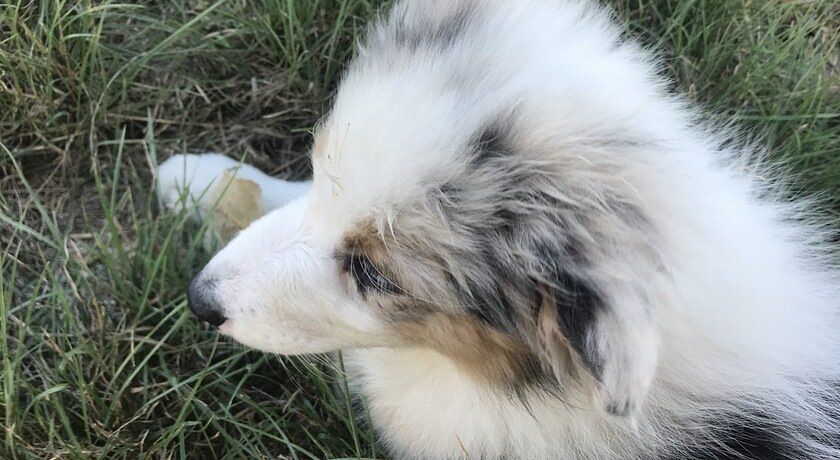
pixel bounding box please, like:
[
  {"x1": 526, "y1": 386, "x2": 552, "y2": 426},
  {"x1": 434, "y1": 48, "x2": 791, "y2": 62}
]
[{"x1": 344, "y1": 347, "x2": 646, "y2": 460}]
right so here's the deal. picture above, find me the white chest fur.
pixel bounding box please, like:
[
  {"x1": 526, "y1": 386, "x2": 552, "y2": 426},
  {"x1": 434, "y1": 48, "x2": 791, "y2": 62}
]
[{"x1": 343, "y1": 348, "x2": 640, "y2": 460}]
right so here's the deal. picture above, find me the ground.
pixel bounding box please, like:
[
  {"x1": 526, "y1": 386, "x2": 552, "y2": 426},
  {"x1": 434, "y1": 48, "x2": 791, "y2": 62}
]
[{"x1": 0, "y1": 1, "x2": 838, "y2": 458}]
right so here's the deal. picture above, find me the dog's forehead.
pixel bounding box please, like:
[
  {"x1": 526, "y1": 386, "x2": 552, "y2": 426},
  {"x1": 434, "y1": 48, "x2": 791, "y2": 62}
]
[{"x1": 308, "y1": 75, "x2": 477, "y2": 240}]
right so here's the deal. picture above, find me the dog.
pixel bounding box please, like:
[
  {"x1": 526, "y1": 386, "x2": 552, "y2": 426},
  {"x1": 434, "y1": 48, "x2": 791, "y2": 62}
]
[{"x1": 157, "y1": 1, "x2": 840, "y2": 458}]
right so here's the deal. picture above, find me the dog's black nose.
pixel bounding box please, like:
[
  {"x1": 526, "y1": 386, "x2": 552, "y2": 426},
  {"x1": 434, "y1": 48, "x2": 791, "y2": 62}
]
[{"x1": 187, "y1": 277, "x2": 227, "y2": 327}]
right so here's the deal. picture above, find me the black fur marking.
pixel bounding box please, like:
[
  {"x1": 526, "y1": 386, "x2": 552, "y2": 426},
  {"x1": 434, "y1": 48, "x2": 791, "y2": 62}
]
[
  {"x1": 437, "y1": 182, "x2": 463, "y2": 205},
  {"x1": 604, "y1": 400, "x2": 634, "y2": 418},
  {"x1": 550, "y1": 266, "x2": 606, "y2": 379},
  {"x1": 671, "y1": 414, "x2": 802, "y2": 460},
  {"x1": 526, "y1": 235, "x2": 607, "y2": 380},
  {"x1": 675, "y1": 392, "x2": 840, "y2": 460},
  {"x1": 343, "y1": 254, "x2": 401, "y2": 297},
  {"x1": 461, "y1": 277, "x2": 518, "y2": 333},
  {"x1": 392, "y1": 4, "x2": 475, "y2": 52},
  {"x1": 471, "y1": 123, "x2": 513, "y2": 165}
]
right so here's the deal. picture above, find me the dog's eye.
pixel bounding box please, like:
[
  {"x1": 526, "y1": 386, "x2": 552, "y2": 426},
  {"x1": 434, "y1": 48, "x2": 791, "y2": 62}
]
[{"x1": 343, "y1": 255, "x2": 401, "y2": 295}]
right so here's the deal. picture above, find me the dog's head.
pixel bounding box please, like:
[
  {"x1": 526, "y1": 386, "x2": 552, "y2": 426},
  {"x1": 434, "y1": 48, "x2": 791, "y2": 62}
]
[
  {"x1": 189, "y1": 105, "x2": 667, "y2": 420},
  {"x1": 189, "y1": 3, "x2": 669, "y2": 417}
]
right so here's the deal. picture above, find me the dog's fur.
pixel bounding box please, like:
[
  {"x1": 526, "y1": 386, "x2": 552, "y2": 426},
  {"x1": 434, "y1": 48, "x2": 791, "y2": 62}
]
[{"x1": 157, "y1": 1, "x2": 840, "y2": 458}]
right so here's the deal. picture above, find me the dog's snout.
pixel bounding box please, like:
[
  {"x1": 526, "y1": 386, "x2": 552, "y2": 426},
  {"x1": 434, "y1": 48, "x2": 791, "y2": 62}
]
[{"x1": 187, "y1": 276, "x2": 227, "y2": 327}]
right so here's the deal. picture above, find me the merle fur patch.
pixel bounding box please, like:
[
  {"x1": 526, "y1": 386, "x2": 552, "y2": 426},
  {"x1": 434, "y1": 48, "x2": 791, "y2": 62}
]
[{"x1": 391, "y1": 4, "x2": 476, "y2": 52}]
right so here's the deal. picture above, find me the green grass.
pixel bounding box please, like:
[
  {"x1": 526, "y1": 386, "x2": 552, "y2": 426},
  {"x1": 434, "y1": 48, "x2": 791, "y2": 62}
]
[{"x1": 0, "y1": 0, "x2": 837, "y2": 458}]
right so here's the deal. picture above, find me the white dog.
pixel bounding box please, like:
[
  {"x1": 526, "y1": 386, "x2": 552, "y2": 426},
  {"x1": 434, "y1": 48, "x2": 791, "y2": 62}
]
[{"x1": 157, "y1": 1, "x2": 840, "y2": 458}]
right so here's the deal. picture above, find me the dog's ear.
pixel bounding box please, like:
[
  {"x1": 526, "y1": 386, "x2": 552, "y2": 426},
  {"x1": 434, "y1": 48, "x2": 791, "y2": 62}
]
[{"x1": 525, "y1": 239, "x2": 660, "y2": 420}]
